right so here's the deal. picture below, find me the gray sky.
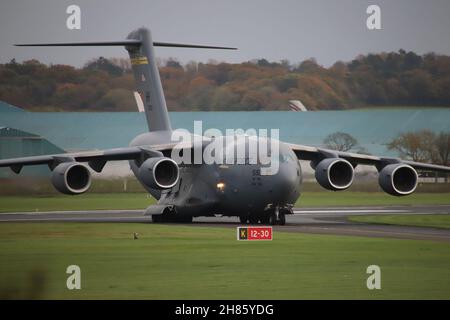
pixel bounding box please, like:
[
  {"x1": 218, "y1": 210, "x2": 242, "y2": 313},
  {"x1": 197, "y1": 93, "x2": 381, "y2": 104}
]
[{"x1": 1, "y1": 0, "x2": 450, "y2": 67}]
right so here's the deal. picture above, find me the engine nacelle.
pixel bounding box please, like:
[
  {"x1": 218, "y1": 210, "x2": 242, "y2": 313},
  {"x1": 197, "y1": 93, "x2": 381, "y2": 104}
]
[
  {"x1": 378, "y1": 163, "x2": 418, "y2": 196},
  {"x1": 51, "y1": 162, "x2": 92, "y2": 195},
  {"x1": 315, "y1": 158, "x2": 354, "y2": 191},
  {"x1": 138, "y1": 157, "x2": 179, "y2": 189}
]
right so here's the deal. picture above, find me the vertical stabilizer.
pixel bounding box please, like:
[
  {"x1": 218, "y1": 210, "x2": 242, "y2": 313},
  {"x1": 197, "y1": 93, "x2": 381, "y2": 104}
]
[
  {"x1": 289, "y1": 100, "x2": 308, "y2": 112},
  {"x1": 126, "y1": 28, "x2": 171, "y2": 132}
]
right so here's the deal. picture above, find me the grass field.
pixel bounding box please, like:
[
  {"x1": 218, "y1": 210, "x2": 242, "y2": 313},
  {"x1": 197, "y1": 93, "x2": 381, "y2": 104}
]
[
  {"x1": 349, "y1": 214, "x2": 450, "y2": 229},
  {"x1": 1, "y1": 192, "x2": 450, "y2": 213},
  {"x1": 0, "y1": 222, "x2": 449, "y2": 299},
  {"x1": 0, "y1": 193, "x2": 156, "y2": 213}
]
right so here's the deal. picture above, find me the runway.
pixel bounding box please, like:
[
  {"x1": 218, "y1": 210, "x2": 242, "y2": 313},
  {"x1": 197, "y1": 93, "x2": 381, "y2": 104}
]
[{"x1": 1, "y1": 205, "x2": 449, "y2": 242}]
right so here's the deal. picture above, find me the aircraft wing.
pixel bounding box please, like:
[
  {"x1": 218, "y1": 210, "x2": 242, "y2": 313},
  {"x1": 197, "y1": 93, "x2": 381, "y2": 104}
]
[
  {"x1": 286, "y1": 143, "x2": 450, "y2": 173},
  {"x1": 0, "y1": 142, "x2": 191, "y2": 174}
]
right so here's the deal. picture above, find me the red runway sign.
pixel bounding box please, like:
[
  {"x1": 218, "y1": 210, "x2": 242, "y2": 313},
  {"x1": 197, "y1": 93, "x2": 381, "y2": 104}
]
[{"x1": 237, "y1": 226, "x2": 272, "y2": 241}]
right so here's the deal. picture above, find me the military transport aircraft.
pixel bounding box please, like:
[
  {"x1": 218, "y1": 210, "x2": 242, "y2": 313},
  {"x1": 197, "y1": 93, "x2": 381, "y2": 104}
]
[{"x1": 1, "y1": 27, "x2": 449, "y2": 225}]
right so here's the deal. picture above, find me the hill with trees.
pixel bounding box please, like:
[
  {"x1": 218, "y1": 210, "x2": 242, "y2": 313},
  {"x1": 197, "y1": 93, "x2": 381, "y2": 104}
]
[{"x1": 1, "y1": 50, "x2": 450, "y2": 112}]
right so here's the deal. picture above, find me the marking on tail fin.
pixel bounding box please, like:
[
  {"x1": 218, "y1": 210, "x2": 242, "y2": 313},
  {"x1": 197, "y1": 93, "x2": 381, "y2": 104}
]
[
  {"x1": 131, "y1": 56, "x2": 149, "y2": 65},
  {"x1": 133, "y1": 92, "x2": 145, "y2": 112}
]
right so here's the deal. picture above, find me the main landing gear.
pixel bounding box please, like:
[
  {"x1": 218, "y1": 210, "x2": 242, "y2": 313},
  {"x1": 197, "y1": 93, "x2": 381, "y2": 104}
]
[
  {"x1": 152, "y1": 213, "x2": 193, "y2": 223},
  {"x1": 240, "y1": 207, "x2": 291, "y2": 226},
  {"x1": 268, "y1": 207, "x2": 286, "y2": 226}
]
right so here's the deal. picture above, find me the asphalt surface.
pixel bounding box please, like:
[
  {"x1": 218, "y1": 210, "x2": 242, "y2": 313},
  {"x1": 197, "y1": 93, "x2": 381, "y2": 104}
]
[{"x1": 1, "y1": 205, "x2": 450, "y2": 242}]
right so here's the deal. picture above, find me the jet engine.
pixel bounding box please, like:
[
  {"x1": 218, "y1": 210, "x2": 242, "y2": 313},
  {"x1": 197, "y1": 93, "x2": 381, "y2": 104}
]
[
  {"x1": 378, "y1": 163, "x2": 418, "y2": 196},
  {"x1": 51, "y1": 162, "x2": 92, "y2": 195},
  {"x1": 138, "y1": 157, "x2": 179, "y2": 189},
  {"x1": 314, "y1": 158, "x2": 354, "y2": 191}
]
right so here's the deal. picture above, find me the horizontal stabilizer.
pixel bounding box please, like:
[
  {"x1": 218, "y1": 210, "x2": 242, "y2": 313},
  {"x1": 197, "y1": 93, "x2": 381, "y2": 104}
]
[
  {"x1": 15, "y1": 41, "x2": 236, "y2": 50},
  {"x1": 153, "y1": 42, "x2": 236, "y2": 50},
  {"x1": 15, "y1": 40, "x2": 141, "y2": 47}
]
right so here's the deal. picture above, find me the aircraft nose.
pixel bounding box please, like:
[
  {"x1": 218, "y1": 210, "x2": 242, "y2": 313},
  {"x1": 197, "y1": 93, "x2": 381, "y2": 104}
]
[{"x1": 268, "y1": 163, "x2": 300, "y2": 201}]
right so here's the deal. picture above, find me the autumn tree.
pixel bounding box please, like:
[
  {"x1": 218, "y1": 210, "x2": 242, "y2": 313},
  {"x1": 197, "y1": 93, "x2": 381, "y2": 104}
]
[
  {"x1": 387, "y1": 130, "x2": 436, "y2": 162},
  {"x1": 323, "y1": 132, "x2": 359, "y2": 152},
  {"x1": 84, "y1": 57, "x2": 123, "y2": 76},
  {"x1": 434, "y1": 132, "x2": 450, "y2": 166},
  {"x1": 434, "y1": 131, "x2": 450, "y2": 181},
  {"x1": 165, "y1": 58, "x2": 183, "y2": 69}
]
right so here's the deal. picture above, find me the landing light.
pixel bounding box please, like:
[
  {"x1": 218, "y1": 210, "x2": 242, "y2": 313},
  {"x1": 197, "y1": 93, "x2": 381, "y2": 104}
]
[{"x1": 216, "y1": 182, "x2": 225, "y2": 190}]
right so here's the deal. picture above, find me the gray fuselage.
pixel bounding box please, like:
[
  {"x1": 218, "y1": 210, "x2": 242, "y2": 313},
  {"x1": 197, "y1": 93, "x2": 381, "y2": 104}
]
[{"x1": 129, "y1": 131, "x2": 302, "y2": 218}]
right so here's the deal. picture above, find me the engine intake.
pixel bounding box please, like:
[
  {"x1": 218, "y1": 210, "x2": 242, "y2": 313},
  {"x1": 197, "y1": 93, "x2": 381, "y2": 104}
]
[
  {"x1": 139, "y1": 157, "x2": 179, "y2": 189},
  {"x1": 315, "y1": 158, "x2": 354, "y2": 191},
  {"x1": 51, "y1": 162, "x2": 91, "y2": 195},
  {"x1": 378, "y1": 163, "x2": 418, "y2": 196}
]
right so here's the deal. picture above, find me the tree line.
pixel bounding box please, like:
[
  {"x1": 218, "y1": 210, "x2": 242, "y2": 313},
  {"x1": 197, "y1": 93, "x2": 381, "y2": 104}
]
[
  {"x1": 1, "y1": 49, "x2": 450, "y2": 112},
  {"x1": 323, "y1": 130, "x2": 450, "y2": 167},
  {"x1": 388, "y1": 130, "x2": 450, "y2": 166}
]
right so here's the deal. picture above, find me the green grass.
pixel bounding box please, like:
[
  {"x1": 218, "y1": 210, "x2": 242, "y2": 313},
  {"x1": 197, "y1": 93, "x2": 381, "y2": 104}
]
[
  {"x1": 1, "y1": 192, "x2": 450, "y2": 213},
  {"x1": 0, "y1": 193, "x2": 157, "y2": 212},
  {"x1": 0, "y1": 222, "x2": 449, "y2": 299},
  {"x1": 298, "y1": 192, "x2": 450, "y2": 207},
  {"x1": 349, "y1": 214, "x2": 450, "y2": 229}
]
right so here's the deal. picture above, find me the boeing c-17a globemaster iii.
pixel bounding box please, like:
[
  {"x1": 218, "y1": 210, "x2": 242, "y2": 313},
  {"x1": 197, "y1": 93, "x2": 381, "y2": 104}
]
[{"x1": 1, "y1": 27, "x2": 449, "y2": 225}]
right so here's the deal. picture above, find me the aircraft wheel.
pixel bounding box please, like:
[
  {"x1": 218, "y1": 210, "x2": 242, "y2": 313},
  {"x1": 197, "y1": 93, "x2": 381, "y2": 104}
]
[
  {"x1": 248, "y1": 216, "x2": 259, "y2": 224},
  {"x1": 239, "y1": 216, "x2": 248, "y2": 224},
  {"x1": 278, "y1": 213, "x2": 286, "y2": 225},
  {"x1": 269, "y1": 212, "x2": 278, "y2": 226},
  {"x1": 152, "y1": 214, "x2": 162, "y2": 223},
  {"x1": 170, "y1": 215, "x2": 192, "y2": 223},
  {"x1": 260, "y1": 215, "x2": 270, "y2": 225}
]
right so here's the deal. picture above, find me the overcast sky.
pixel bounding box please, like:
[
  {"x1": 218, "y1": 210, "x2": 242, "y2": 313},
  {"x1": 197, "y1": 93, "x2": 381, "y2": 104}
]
[{"x1": 1, "y1": 0, "x2": 450, "y2": 67}]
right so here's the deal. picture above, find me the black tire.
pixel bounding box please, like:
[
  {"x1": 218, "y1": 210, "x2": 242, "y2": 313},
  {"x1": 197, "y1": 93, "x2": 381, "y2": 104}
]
[
  {"x1": 169, "y1": 215, "x2": 192, "y2": 223},
  {"x1": 152, "y1": 214, "x2": 162, "y2": 223},
  {"x1": 279, "y1": 213, "x2": 286, "y2": 225},
  {"x1": 248, "y1": 216, "x2": 259, "y2": 224},
  {"x1": 269, "y1": 213, "x2": 278, "y2": 226},
  {"x1": 239, "y1": 216, "x2": 248, "y2": 224},
  {"x1": 181, "y1": 216, "x2": 193, "y2": 223},
  {"x1": 260, "y1": 215, "x2": 270, "y2": 225}
]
